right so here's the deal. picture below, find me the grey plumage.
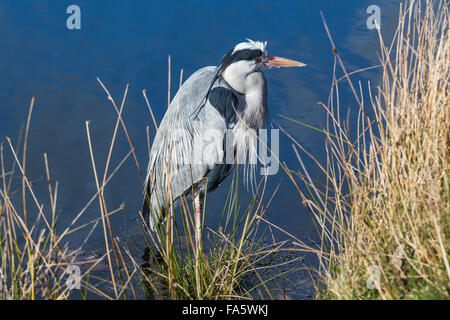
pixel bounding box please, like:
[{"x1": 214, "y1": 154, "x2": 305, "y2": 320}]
[{"x1": 143, "y1": 67, "x2": 243, "y2": 230}]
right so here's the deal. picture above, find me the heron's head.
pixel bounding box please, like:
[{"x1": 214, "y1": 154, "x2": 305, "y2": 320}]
[{"x1": 218, "y1": 39, "x2": 306, "y2": 94}]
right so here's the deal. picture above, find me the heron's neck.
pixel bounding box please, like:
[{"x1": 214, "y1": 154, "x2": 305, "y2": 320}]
[
  {"x1": 222, "y1": 69, "x2": 268, "y2": 129},
  {"x1": 222, "y1": 63, "x2": 263, "y2": 94}
]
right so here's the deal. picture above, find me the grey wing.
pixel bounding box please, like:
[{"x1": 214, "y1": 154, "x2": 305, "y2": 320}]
[{"x1": 143, "y1": 66, "x2": 231, "y2": 230}]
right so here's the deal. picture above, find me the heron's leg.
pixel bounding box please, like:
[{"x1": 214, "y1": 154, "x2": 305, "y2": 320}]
[
  {"x1": 193, "y1": 193, "x2": 203, "y2": 294},
  {"x1": 194, "y1": 193, "x2": 203, "y2": 251}
]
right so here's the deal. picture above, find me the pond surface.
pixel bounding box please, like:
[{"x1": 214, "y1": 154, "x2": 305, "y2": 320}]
[{"x1": 0, "y1": 0, "x2": 400, "y2": 299}]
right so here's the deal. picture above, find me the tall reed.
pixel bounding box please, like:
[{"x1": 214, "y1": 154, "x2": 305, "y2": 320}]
[
  {"x1": 0, "y1": 71, "x2": 299, "y2": 299},
  {"x1": 287, "y1": 0, "x2": 449, "y2": 299}
]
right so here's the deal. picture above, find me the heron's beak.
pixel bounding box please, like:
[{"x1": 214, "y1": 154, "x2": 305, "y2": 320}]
[{"x1": 263, "y1": 55, "x2": 306, "y2": 68}]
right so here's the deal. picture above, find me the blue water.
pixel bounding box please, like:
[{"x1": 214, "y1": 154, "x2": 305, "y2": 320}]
[{"x1": 0, "y1": 0, "x2": 400, "y2": 299}]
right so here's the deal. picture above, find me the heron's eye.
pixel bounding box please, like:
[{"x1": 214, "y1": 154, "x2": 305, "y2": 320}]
[{"x1": 254, "y1": 56, "x2": 261, "y2": 62}]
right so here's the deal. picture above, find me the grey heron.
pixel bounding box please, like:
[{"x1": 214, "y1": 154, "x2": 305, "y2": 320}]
[{"x1": 143, "y1": 39, "x2": 305, "y2": 247}]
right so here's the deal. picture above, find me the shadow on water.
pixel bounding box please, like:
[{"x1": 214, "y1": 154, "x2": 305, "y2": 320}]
[
  {"x1": 141, "y1": 247, "x2": 168, "y2": 300},
  {"x1": 139, "y1": 241, "x2": 315, "y2": 300}
]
